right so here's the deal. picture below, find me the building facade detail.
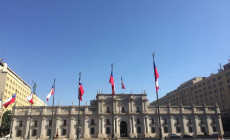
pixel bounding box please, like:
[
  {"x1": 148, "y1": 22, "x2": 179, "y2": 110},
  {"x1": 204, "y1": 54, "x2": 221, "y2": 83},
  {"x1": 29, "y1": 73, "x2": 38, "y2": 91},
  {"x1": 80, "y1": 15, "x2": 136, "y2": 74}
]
[
  {"x1": 0, "y1": 62, "x2": 46, "y2": 125},
  {"x1": 11, "y1": 94, "x2": 223, "y2": 139}
]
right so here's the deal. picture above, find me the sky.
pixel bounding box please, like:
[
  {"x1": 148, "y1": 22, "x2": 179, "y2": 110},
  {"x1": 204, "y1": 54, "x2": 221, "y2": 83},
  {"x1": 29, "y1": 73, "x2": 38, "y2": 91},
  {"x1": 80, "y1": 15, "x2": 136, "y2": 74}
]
[{"x1": 0, "y1": 0, "x2": 230, "y2": 106}]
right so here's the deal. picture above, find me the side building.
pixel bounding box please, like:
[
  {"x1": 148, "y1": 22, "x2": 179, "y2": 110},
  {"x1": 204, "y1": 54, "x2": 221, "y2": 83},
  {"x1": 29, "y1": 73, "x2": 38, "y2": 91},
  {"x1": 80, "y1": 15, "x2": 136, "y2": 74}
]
[
  {"x1": 0, "y1": 62, "x2": 46, "y2": 124},
  {"x1": 11, "y1": 93, "x2": 223, "y2": 139},
  {"x1": 151, "y1": 62, "x2": 230, "y2": 131}
]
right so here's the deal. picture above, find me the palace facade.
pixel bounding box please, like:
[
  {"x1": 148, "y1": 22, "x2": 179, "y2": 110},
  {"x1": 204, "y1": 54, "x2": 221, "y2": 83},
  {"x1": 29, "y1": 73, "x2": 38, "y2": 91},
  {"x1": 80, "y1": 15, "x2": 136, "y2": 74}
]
[{"x1": 11, "y1": 93, "x2": 223, "y2": 139}]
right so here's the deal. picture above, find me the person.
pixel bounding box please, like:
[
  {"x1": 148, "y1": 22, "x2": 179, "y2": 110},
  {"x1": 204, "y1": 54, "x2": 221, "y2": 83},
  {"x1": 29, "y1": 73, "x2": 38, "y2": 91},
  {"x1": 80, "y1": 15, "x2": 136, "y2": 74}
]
[
  {"x1": 217, "y1": 136, "x2": 221, "y2": 140},
  {"x1": 221, "y1": 136, "x2": 224, "y2": 140}
]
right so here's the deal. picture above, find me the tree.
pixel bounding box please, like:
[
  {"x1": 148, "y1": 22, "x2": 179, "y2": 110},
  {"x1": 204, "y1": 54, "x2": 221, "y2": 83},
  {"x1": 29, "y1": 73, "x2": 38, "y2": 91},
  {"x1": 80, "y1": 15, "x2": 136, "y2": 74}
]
[{"x1": 0, "y1": 110, "x2": 11, "y2": 135}]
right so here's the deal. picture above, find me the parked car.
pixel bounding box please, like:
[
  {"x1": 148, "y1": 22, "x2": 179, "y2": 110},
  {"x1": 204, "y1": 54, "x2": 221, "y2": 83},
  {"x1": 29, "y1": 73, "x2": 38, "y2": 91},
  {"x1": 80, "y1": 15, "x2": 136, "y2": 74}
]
[
  {"x1": 183, "y1": 134, "x2": 192, "y2": 138},
  {"x1": 170, "y1": 134, "x2": 180, "y2": 138}
]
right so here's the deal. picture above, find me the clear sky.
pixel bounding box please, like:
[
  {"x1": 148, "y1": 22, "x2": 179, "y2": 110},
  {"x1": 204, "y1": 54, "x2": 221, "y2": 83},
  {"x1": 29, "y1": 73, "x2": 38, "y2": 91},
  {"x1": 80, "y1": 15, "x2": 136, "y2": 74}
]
[{"x1": 0, "y1": 0, "x2": 230, "y2": 106}]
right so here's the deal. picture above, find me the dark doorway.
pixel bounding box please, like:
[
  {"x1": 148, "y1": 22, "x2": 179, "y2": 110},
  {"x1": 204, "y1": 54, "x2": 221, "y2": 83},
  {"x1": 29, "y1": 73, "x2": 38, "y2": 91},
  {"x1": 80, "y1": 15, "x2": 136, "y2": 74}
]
[{"x1": 120, "y1": 121, "x2": 128, "y2": 137}]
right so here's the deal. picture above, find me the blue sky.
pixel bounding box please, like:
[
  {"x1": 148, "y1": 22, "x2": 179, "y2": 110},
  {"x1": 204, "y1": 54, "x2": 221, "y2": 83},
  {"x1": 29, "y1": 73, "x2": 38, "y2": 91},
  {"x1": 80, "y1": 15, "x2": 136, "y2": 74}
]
[{"x1": 0, "y1": 0, "x2": 230, "y2": 106}]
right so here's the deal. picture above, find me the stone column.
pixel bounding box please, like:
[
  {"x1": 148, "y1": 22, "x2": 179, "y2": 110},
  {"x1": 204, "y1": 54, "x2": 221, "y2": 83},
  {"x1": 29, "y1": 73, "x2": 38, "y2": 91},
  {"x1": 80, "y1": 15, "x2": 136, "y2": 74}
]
[
  {"x1": 217, "y1": 115, "x2": 224, "y2": 136},
  {"x1": 55, "y1": 117, "x2": 61, "y2": 137},
  {"x1": 69, "y1": 117, "x2": 75, "y2": 139},
  {"x1": 84, "y1": 116, "x2": 89, "y2": 138},
  {"x1": 130, "y1": 118, "x2": 133, "y2": 134},
  {"x1": 193, "y1": 116, "x2": 199, "y2": 136},
  {"x1": 98, "y1": 117, "x2": 104, "y2": 138},
  {"x1": 182, "y1": 116, "x2": 188, "y2": 135},
  {"x1": 40, "y1": 117, "x2": 46, "y2": 139},
  {"x1": 205, "y1": 116, "x2": 212, "y2": 135},
  {"x1": 11, "y1": 118, "x2": 17, "y2": 139},
  {"x1": 170, "y1": 116, "x2": 175, "y2": 134},
  {"x1": 146, "y1": 117, "x2": 149, "y2": 133},
  {"x1": 24, "y1": 117, "x2": 30, "y2": 139}
]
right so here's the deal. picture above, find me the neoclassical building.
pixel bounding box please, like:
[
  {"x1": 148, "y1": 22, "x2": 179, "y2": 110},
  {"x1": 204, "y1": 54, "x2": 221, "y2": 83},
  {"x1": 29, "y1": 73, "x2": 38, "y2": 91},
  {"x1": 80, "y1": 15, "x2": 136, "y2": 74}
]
[{"x1": 11, "y1": 93, "x2": 223, "y2": 139}]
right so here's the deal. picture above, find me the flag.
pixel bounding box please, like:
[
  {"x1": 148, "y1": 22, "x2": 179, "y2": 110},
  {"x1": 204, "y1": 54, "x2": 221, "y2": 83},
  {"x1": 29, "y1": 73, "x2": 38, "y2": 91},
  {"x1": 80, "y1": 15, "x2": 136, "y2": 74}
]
[
  {"x1": 153, "y1": 59, "x2": 159, "y2": 92},
  {"x1": 46, "y1": 85, "x2": 54, "y2": 101},
  {"x1": 3, "y1": 93, "x2": 16, "y2": 108},
  {"x1": 109, "y1": 71, "x2": 115, "y2": 95},
  {"x1": 121, "y1": 76, "x2": 125, "y2": 89},
  {"x1": 78, "y1": 77, "x2": 84, "y2": 101},
  {"x1": 26, "y1": 92, "x2": 34, "y2": 104}
]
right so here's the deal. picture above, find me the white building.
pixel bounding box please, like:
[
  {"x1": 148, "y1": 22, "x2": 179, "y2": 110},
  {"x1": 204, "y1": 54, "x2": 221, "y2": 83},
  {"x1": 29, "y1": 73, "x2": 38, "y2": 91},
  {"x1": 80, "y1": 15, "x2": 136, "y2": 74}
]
[{"x1": 11, "y1": 93, "x2": 224, "y2": 139}]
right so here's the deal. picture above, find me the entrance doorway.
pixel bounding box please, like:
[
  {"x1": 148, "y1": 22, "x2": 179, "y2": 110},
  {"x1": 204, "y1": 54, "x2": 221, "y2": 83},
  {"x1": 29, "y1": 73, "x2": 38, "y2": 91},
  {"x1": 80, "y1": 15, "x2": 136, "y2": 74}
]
[{"x1": 120, "y1": 121, "x2": 128, "y2": 137}]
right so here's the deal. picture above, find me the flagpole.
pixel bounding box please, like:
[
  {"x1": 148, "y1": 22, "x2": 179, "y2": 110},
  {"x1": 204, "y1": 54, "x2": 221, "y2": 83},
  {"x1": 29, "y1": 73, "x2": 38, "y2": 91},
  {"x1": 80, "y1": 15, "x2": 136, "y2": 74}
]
[
  {"x1": 77, "y1": 72, "x2": 81, "y2": 140},
  {"x1": 10, "y1": 94, "x2": 16, "y2": 139},
  {"x1": 27, "y1": 81, "x2": 36, "y2": 139},
  {"x1": 152, "y1": 53, "x2": 163, "y2": 140},
  {"x1": 27, "y1": 102, "x2": 33, "y2": 139},
  {"x1": 111, "y1": 64, "x2": 115, "y2": 140},
  {"x1": 50, "y1": 79, "x2": 56, "y2": 140}
]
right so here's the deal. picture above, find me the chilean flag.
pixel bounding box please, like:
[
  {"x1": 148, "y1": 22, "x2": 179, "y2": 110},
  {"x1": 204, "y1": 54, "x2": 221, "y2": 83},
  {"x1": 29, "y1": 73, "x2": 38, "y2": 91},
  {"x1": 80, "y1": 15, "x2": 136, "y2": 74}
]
[
  {"x1": 121, "y1": 76, "x2": 125, "y2": 89},
  {"x1": 154, "y1": 60, "x2": 159, "y2": 92},
  {"x1": 26, "y1": 92, "x2": 34, "y2": 104},
  {"x1": 46, "y1": 85, "x2": 54, "y2": 101},
  {"x1": 78, "y1": 77, "x2": 84, "y2": 101},
  {"x1": 109, "y1": 71, "x2": 115, "y2": 95},
  {"x1": 3, "y1": 93, "x2": 16, "y2": 108}
]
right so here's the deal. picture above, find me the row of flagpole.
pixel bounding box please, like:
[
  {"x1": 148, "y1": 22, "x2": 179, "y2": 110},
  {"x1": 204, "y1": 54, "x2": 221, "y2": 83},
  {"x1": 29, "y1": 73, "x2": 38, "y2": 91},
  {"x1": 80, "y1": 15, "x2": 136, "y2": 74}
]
[{"x1": 1, "y1": 53, "x2": 162, "y2": 140}]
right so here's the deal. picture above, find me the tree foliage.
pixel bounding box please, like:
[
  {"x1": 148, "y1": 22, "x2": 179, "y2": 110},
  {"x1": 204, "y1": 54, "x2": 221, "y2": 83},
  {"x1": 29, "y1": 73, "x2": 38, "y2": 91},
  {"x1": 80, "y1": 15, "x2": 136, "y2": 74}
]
[{"x1": 0, "y1": 110, "x2": 11, "y2": 135}]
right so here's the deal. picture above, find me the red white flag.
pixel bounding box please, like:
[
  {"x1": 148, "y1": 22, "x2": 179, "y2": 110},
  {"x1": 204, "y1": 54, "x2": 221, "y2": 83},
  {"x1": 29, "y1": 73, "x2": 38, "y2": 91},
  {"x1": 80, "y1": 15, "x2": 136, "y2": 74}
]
[
  {"x1": 26, "y1": 92, "x2": 34, "y2": 104},
  {"x1": 153, "y1": 58, "x2": 159, "y2": 92},
  {"x1": 78, "y1": 77, "x2": 84, "y2": 101},
  {"x1": 121, "y1": 76, "x2": 125, "y2": 89},
  {"x1": 3, "y1": 93, "x2": 16, "y2": 108},
  {"x1": 46, "y1": 85, "x2": 54, "y2": 101},
  {"x1": 109, "y1": 71, "x2": 115, "y2": 95}
]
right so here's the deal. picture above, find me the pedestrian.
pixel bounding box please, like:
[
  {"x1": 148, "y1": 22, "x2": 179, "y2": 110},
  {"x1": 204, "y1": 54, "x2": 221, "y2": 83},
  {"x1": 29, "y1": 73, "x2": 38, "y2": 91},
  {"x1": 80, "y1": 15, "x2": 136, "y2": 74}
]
[
  {"x1": 217, "y1": 136, "x2": 221, "y2": 140},
  {"x1": 221, "y1": 136, "x2": 224, "y2": 140}
]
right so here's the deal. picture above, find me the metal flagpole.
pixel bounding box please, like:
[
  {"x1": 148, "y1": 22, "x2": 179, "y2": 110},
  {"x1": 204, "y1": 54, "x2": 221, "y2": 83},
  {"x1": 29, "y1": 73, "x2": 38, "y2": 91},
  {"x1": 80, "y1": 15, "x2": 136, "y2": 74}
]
[
  {"x1": 50, "y1": 79, "x2": 56, "y2": 140},
  {"x1": 27, "y1": 102, "x2": 33, "y2": 139},
  {"x1": 10, "y1": 94, "x2": 17, "y2": 139},
  {"x1": 111, "y1": 64, "x2": 115, "y2": 140},
  {"x1": 27, "y1": 82, "x2": 36, "y2": 139},
  {"x1": 152, "y1": 53, "x2": 163, "y2": 140},
  {"x1": 77, "y1": 72, "x2": 81, "y2": 140}
]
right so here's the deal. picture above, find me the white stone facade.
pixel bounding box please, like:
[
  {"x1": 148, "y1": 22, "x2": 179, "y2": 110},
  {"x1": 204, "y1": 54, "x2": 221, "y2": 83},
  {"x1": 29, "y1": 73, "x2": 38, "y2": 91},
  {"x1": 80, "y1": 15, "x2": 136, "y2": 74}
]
[{"x1": 11, "y1": 94, "x2": 224, "y2": 139}]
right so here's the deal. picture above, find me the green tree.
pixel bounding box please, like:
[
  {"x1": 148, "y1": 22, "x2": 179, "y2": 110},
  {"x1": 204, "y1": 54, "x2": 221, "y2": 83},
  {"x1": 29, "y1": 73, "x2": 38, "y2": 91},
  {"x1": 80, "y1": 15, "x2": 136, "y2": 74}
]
[{"x1": 0, "y1": 110, "x2": 11, "y2": 135}]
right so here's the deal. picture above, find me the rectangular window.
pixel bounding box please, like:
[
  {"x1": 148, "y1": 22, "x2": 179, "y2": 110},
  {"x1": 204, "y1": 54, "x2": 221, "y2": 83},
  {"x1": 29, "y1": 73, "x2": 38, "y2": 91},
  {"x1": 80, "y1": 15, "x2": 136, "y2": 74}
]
[
  {"x1": 137, "y1": 127, "x2": 141, "y2": 133},
  {"x1": 47, "y1": 129, "x2": 51, "y2": 136},
  {"x1": 62, "y1": 129, "x2": 66, "y2": 135},
  {"x1": 90, "y1": 128, "x2": 95, "y2": 135},
  {"x1": 19, "y1": 121, "x2": 23, "y2": 127},
  {"x1": 121, "y1": 107, "x2": 125, "y2": 113},
  {"x1": 34, "y1": 120, "x2": 38, "y2": 127},
  {"x1": 137, "y1": 119, "x2": 141, "y2": 125},
  {"x1": 106, "y1": 119, "x2": 110, "y2": 125},
  {"x1": 164, "y1": 127, "x2": 168, "y2": 133},
  {"x1": 63, "y1": 120, "x2": 67, "y2": 126},
  {"x1": 76, "y1": 128, "x2": 81, "y2": 135},
  {"x1": 189, "y1": 127, "x2": 193, "y2": 133},
  {"x1": 49, "y1": 120, "x2": 52, "y2": 126},
  {"x1": 16, "y1": 130, "x2": 22, "y2": 137},
  {"x1": 106, "y1": 127, "x2": 110, "y2": 134},
  {"x1": 32, "y1": 129, "x2": 37, "y2": 136},
  {"x1": 151, "y1": 127, "x2": 155, "y2": 133},
  {"x1": 106, "y1": 107, "x2": 110, "y2": 113},
  {"x1": 176, "y1": 127, "x2": 181, "y2": 133},
  {"x1": 212, "y1": 126, "x2": 217, "y2": 132},
  {"x1": 201, "y1": 126, "x2": 205, "y2": 133},
  {"x1": 90, "y1": 119, "x2": 95, "y2": 125}
]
